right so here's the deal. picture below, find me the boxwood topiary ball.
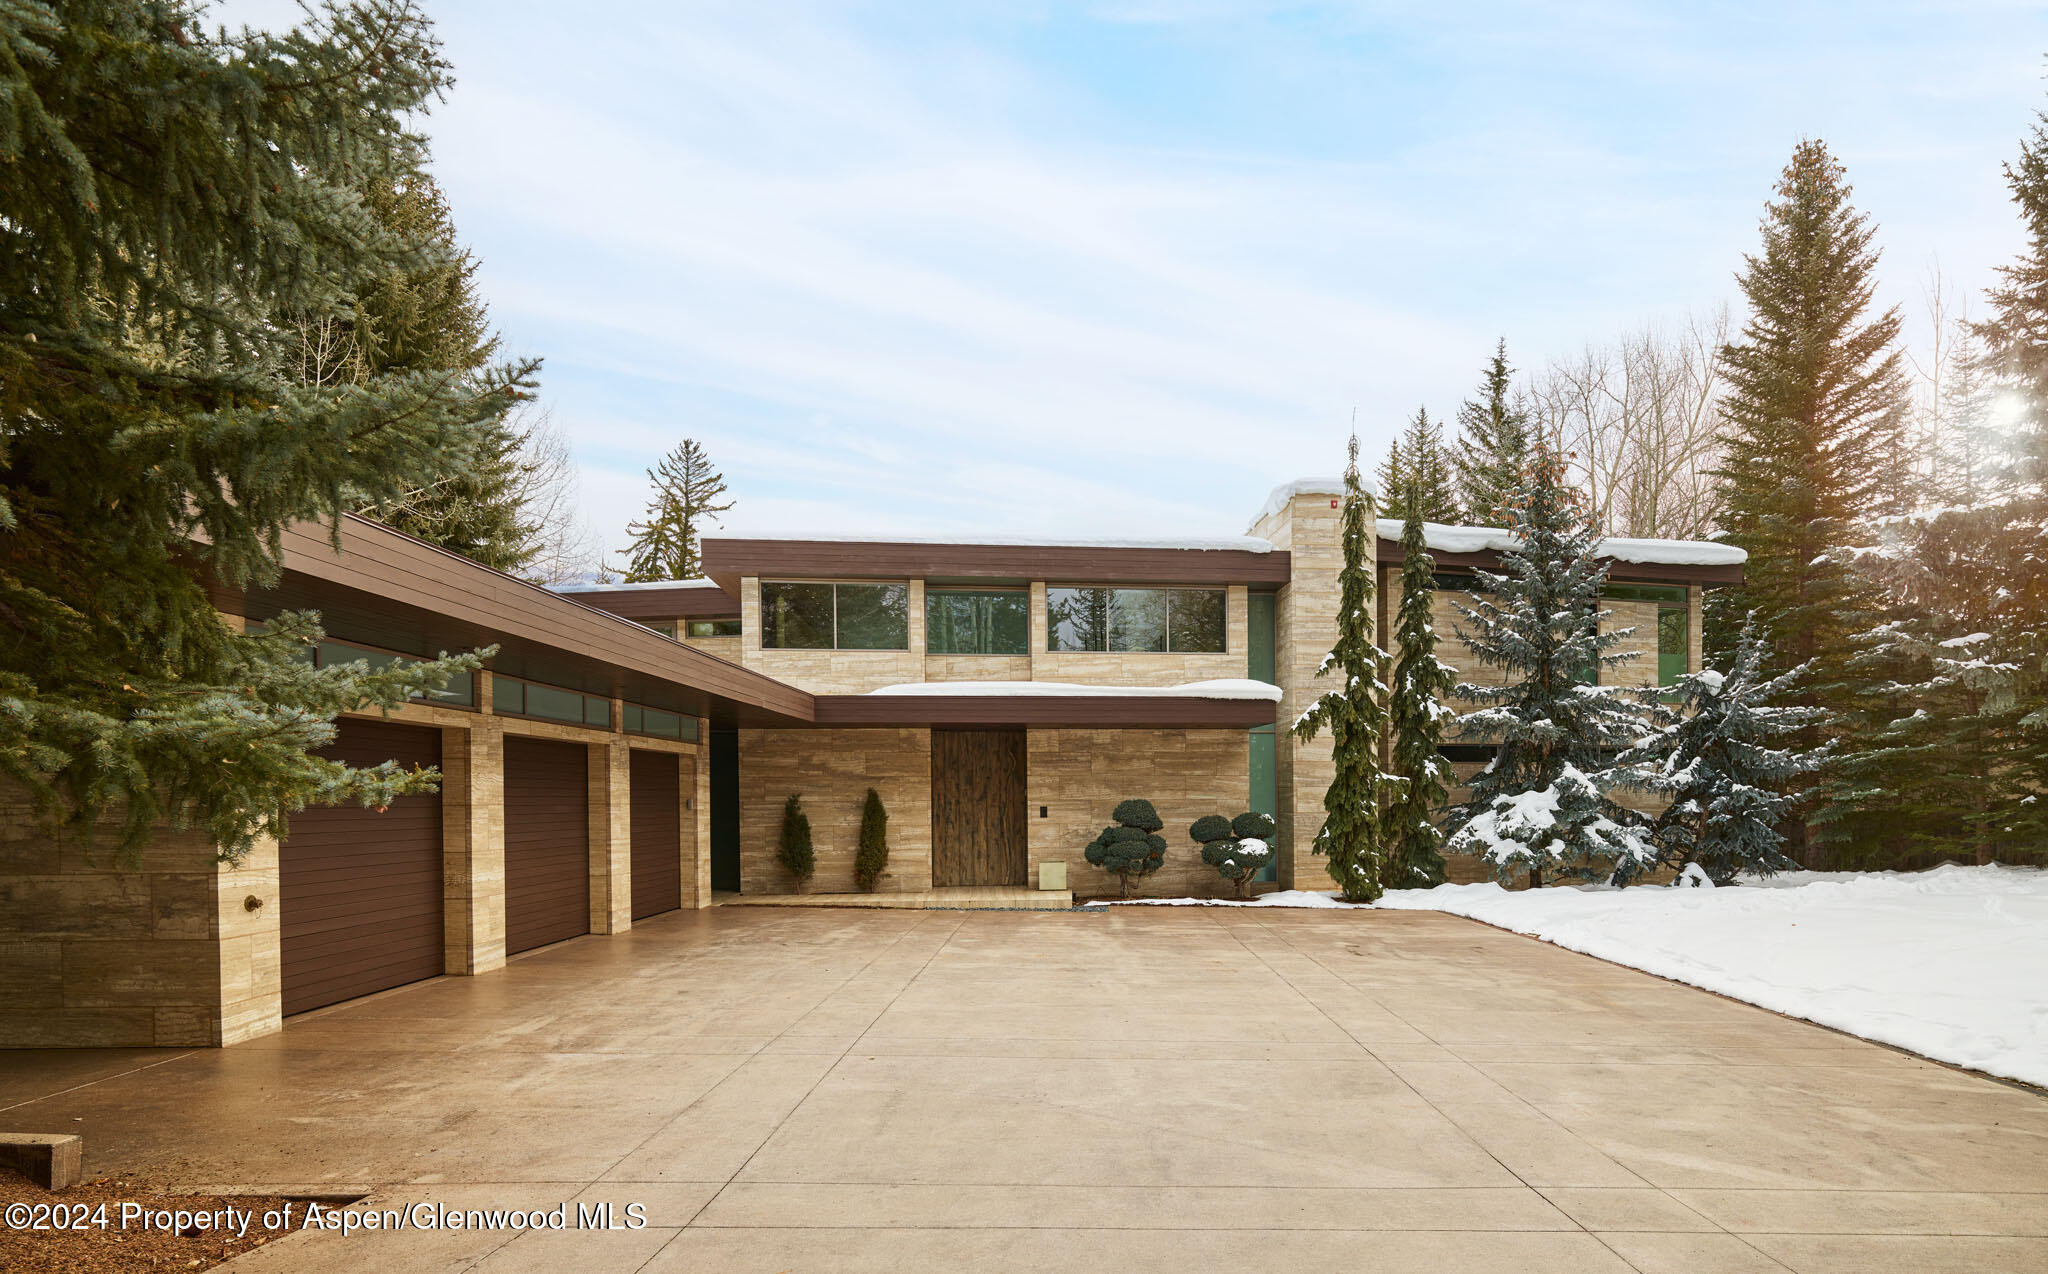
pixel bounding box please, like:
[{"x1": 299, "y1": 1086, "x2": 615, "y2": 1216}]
[
  {"x1": 1112, "y1": 799, "x2": 1163, "y2": 832},
  {"x1": 1189, "y1": 814, "x2": 1232, "y2": 844},
  {"x1": 1105, "y1": 824, "x2": 1150, "y2": 845},
  {"x1": 1231, "y1": 811, "x2": 1276, "y2": 840}
]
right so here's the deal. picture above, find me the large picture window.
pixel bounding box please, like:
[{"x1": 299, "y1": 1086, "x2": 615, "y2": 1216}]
[
  {"x1": 1046, "y1": 587, "x2": 1227, "y2": 653},
  {"x1": 927, "y1": 589, "x2": 1029, "y2": 655},
  {"x1": 761, "y1": 581, "x2": 910, "y2": 650}
]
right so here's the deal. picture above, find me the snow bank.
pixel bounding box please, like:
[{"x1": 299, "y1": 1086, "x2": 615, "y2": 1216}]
[
  {"x1": 866, "y1": 678, "x2": 1284, "y2": 701},
  {"x1": 1376, "y1": 864, "x2": 2048, "y2": 1087},
  {"x1": 1085, "y1": 890, "x2": 1366, "y2": 909},
  {"x1": 1375, "y1": 519, "x2": 1747, "y2": 567}
]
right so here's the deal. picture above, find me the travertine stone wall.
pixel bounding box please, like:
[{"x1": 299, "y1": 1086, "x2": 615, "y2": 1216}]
[
  {"x1": 1250, "y1": 489, "x2": 1345, "y2": 891},
  {"x1": 0, "y1": 790, "x2": 276, "y2": 1047},
  {"x1": 924, "y1": 655, "x2": 1033, "y2": 682},
  {"x1": 437, "y1": 709, "x2": 505, "y2": 976},
  {"x1": 1600, "y1": 599, "x2": 1663, "y2": 691},
  {"x1": 739, "y1": 576, "x2": 927, "y2": 694},
  {"x1": 737, "y1": 728, "x2": 933, "y2": 894},
  {"x1": 1029, "y1": 584, "x2": 1251, "y2": 687},
  {"x1": 681, "y1": 634, "x2": 742, "y2": 664},
  {"x1": 1028, "y1": 729, "x2": 1253, "y2": 899},
  {"x1": 589, "y1": 736, "x2": 632, "y2": 935},
  {"x1": 690, "y1": 745, "x2": 712, "y2": 908}
]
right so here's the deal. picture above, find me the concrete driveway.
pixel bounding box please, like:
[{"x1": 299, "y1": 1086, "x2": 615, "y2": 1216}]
[{"x1": 3, "y1": 905, "x2": 2046, "y2": 1273}]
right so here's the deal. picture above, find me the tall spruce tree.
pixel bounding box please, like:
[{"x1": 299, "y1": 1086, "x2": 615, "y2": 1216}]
[
  {"x1": 1454, "y1": 340, "x2": 1531, "y2": 524},
  {"x1": 1292, "y1": 436, "x2": 1393, "y2": 901},
  {"x1": 1377, "y1": 408, "x2": 1463, "y2": 524},
  {"x1": 337, "y1": 173, "x2": 540, "y2": 573},
  {"x1": 1960, "y1": 92, "x2": 2048, "y2": 859},
  {"x1": 1714, "y1": 140, "x2": 1911, "y2": 685},
  {"x1": 0, "y1": 1, "x2": 522, "y2": 863},
  {"x1": 1616, "y1": 619, "x2": 1823, "y2": 884},
  {"x1": 622, "y1": 439, "x2": 734, "y2": 581},
  {"x1": 1442, "y1": 440, "x2": 1655, "y2": 886},
  {"x1": 1382, "y1": 488, "x2": 1457, "y2": 887}
]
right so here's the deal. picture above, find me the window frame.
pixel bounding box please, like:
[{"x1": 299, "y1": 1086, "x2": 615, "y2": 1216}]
[
  {"x1": 685, "y1": 617, "x2": 742, "y2": 638},
  {"x1": 491, "y1": 673, "x2": 614, "y2": 729},
  {"x1": 1044, "y1": 585, "x2": 1230, "y2": 654},
  {"x1": 758, "y1": 579, "x2": 912, "y2": 652},
  {"x1": 925, "y1": 586, "x2": 1030, "y2": 657},
  {"x1": 313, "y1": 636, "x2": 478, "y2": 710},
  {"x1": 622, "y1": 701, "x2": 701, "y2": 742}
]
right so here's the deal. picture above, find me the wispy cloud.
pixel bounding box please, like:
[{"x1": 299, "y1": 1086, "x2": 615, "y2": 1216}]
[{"x1": 217, "y1": 0, "x2": 2044, "y2": 556}]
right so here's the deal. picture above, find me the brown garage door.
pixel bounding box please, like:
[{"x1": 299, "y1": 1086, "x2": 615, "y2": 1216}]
[
  {"x1": 630, "y1": 749, "x2": 683, "y2": 920},
  {"x1": 280, "y1": 718, "x2": 444, "y2": 1016},
  {"x1": 504, "y1": 736, "x2": 590, "y2": 954}
]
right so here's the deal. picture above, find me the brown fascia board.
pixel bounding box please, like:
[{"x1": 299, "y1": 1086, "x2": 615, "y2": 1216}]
[
  {"x1": 1376, "y1": 540, "x2": 1745, "y2": 586},
  {"x1": 217, "y1": 515, "x2": 814, "y2": 725},
  {"x1": 811, "y1": 694, "x2": 1277, "y2": 729},
  {"x1": 557, "y1": 583, "x2": 739, "y2": 621},
  {"x1": 701, "y1": 539, "x2": 1292, "y2": 598}
]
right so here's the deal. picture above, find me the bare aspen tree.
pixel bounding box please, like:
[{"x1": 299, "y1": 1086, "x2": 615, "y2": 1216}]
[{"x1": 1527, "y1": 309, "x2": 1729, "y2": 538}]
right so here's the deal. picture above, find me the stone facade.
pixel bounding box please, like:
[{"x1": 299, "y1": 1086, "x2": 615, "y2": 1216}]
[
  {"x1": 1250, "y1": 486, "x2": 1346, "y2": 892},
  {"x1": 1028, "y1": 728, "x2": 1253, "y2": 899},
  {"x1": 681, "y1": 633, "x2": 742, "y2": 663},
  {"x1": 0, "y1": 792, "x2": 277, "y2": 1048},
  {"x1": 924, "y1": 654, "x2": 1033, "y2": 682},
  {"x1": 737, "y1": 728, "x2": 933, "y2": 894},
  {"x1": 0, "y1": 666, "x2": 706, "y2": 1049}
]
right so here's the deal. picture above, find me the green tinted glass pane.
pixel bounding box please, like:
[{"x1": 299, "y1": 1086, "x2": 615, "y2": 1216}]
[
  {"x1": 633, "y1": 706, "x2": 684, "y2": 739},
  {"x1": 524, "y1": 681, "x2": 586, "y2": 724},
  {"x1": 584, "y1": 695, "x2": 612, "y2": 728},
  {"x1": 1167, "y1": 589, "x2": 1226, "y2": 653},
  {"x1": 1248, "y1": 593, "x2": 1275, "y2": 684},
  {"x1": 1603, "y1": 583, "x2": 1687, "y2": 605},
  {"x1": 1658, "y1": 606, "x2": 1689, "y2": 685},
  {"x1": 1047, "y1": 587, "x2": 1112, "y2": 651},
  {"x1": 1249, "y1": 727, "x2": 1277, "y2": 882},
  {"x1": 318, "y1": 639, "x2": 401, "y2": 672},
  {"x1": 761, "y1": 582, "x2": 834, "y2": 649},
  {"x1": 927, "y1": 590, "x2": 1028, "y2": 655},
  {"x1": 1108, "y1": 589, "x2": 1167, "y2": 652},
  {"x1": 687, "y1": 618, "x2": 742, "y2": 637},
  {"x1": 623, "y1": 704, "x2": 643, "y2": 732},
  {"x1": 834, "y1": 583, "x2": 909, "y2": 649},
  {"x1": 433, "y1": 669, "x2": 475, "y2": 707},
  {"x1": 645, "y1": 620, "x2": 677, "y2": 638},
  {"x1": 493, "y1": 676, "x2": 523, "y2": 715}
]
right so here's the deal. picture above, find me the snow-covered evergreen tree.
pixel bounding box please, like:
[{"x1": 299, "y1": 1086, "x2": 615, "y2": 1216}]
[
  {"x1": 1383, "y1": 491, "x2": 1457, "y2": 887},
  {"x1": 1616, "y1": 619, "x2": 1823, "y2": 884},
  {"x1": 1292, "y1": 436, "x2": 1393, "y2": 902},
  {"x1": 1442, "y1": 440, "x2": 1656, "y2": 886}
]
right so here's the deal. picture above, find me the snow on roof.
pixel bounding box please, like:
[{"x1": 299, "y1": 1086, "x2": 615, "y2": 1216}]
[
  {"x1": 1250, "y1": 475, "x2": 1371, "y2": 529},
  {"x1": 1374, "y1": 520, "x2": 1747, "y2": 566},
  {"x1": 711, "y1": 532, "x2": 1279, "y2": 553},
  {"x1": 549, "y1": 578, "x2": 722, "y2": 594},
  {"x1": 866, "y1": 678, "x2": 1284, "y2": 701}
]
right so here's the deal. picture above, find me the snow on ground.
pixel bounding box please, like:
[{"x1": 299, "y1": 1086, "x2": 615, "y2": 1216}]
[{"x1": 1376, "y1": 864, "x2": 2048, "y2": 1088}]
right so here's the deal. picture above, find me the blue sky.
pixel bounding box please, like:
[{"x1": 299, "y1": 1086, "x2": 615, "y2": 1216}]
[{"x1": 224, "y1": 1, "x2": 2045, "y2": 555}]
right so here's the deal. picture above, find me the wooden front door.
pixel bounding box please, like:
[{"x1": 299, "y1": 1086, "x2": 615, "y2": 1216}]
[{"x1": 930, "y1": 730, "x2": 1027, "y2": 887}]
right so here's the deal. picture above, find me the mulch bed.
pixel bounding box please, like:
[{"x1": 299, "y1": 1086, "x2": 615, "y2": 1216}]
[{"x1": 0, "y1": 1165, "x2": 335, "y2": 1273}]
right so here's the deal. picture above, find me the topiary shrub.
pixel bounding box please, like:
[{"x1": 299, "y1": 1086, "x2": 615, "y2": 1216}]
[
  {"x1": 1085, "y1": 798, "x2": 1167, "y2": 898},
  {"x1": 778, "y1": 793, "x2": 815, "y2": 893},
  {"x1": 855, "y1": 788, "x2": 889, "y2": 892},
  {"x1": 1193, "y1": 810, "x2": 1278, "y2": 899}
]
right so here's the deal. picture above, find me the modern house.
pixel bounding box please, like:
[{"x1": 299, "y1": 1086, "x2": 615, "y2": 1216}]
[{"x1": 0, "y1": 477, "x2": 1741, "y2": 1049}]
